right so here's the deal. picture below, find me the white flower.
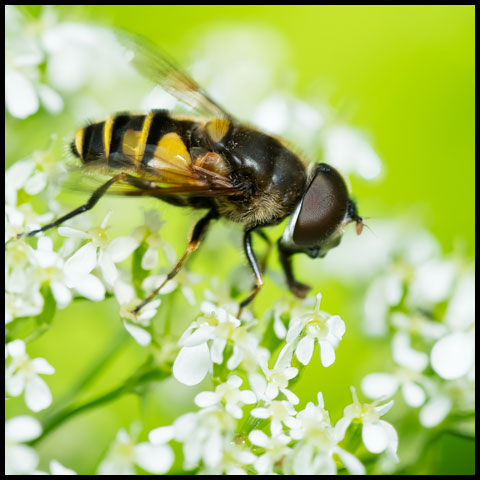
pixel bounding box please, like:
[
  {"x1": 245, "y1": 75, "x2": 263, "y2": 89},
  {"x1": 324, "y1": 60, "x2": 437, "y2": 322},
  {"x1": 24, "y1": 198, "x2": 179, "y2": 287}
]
[
  {"x1": 362, "y1": 370, "x2": 427, "y2": 408},
  {"x1": 284, "y1": 391, "x2": 365, "y2": 475},
  {"x1": 5, "y1": 415, "x2": 42, "y2": 475},
  {"x1": 198, "y1": 442, "x2": 257, "y2": 475},
  {"x1": 251, "y1": 399, "x2": 298, "y2": 433},
  {"x1": 194, "y1": 375, "x2": 256, "y2": 419},
  {"x1": 30, "y1": 236, "x2": 73, "y2": 308},
  {"x1": 132, "y1": 209, "x2": 176, "y2": 270},
  {"x1": 5, "y1": 203, "x2": 53, "y2": 242},
  {"x1": 142, "y1": 270, "x2": 200, "y2": 307},
  {"x1": 173, "y1": 301, "x2": 242, "y2": 386},
  {"x1": 5, "y1": 339, "x2": 55, "y2": 412},
  {"x1": 282, "y1": 293, "x2": 345, "y2": 367},
  {"x1": 248, "y1": 423, "x2": 292, "y2": 474},
  {"x1": 335, "y1": 387, "x2": 398, "y2": 462},
  {"x1": 33, "y1": 237, "x2": 105, "y2": 308},
  {"x1": 60, "y1": 211, "x2": 139, "y2": 287},
  {"x1": 407, "y1": 258, "x2": 456, "y2": 308},
  {"x1": 323, "y1": 125, "x2": 382, "y2": 180},
  {"x1": 289, "y1": 392, "x2": 330, "y2": 441},
  {"x1": 113, "y1": 278, "x2": 161, "y2": 346},
  {"x1": 249, "y1": 352, "x2": 299, "y2": 405},
  {"x1": 97, "y1": 428, "x2": 173, "y2": 475}
]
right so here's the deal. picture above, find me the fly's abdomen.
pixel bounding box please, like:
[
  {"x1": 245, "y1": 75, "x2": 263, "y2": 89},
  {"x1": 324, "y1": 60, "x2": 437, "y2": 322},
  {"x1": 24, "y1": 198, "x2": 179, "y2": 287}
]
[{"x1": 70, "y1": 110, "x2": 197, "y2": 169}]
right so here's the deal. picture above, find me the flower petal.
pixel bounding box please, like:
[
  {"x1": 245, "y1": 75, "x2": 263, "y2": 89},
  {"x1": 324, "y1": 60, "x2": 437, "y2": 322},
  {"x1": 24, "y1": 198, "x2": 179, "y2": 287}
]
[
  {"x1": 361, "y1": 373, "x2": 399, "y2": 399},
  {"x1": 419, "y1": 395, "x2": 452, "y2": 428},
  {"x1": 173, "y1": 344, "x2": 211, "y2": 386},
  {"x1": 431, "y1": 332, "x2": 475, "y2": 380},
  {"x1": 70, "y1": 274, "x2": 105, "y2": 301},
  {"x1": 296, "y1": 335, "x2": 314, "y2": 365},
  {"x1": 401, "y1": 381, "x2": 426, "y2": 407},
  {"x1": 5, "y1": 415, "x2": 42, "y2": 443},
  {"x1": 194, "y1": 391, "x2": 219, "y2": 408},
  {"x1": 65, "y1": 242, "x2": 97, "y2": 276},
  {"x1": 106, "y1": 236, "x2": 139, "y2": 262},
  {"x1": 362, "y1": 422, "x2": 389, "y2": 454},
  {"x1": 319, "y1": 340, "x2": 335, "y2": 367},
  {"x1": 134, "y1": 442, "x2": 174, "y2": 474},
  {"x1": 25, "y1": 376, "x2": 52, "y2": 412},
  {"x1": 5, "y1": 70, "x2": 39, "y2": 119},
  {"x1": 31, "y1": 357, "x2": 55, "y2": 375},
  {"x1": 248, "y1": 430, "x2": 269, "y2": 448}
]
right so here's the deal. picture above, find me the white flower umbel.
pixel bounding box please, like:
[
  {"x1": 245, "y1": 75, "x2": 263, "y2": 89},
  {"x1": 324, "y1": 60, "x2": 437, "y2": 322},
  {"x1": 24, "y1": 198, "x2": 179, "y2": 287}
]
[
  {"x1": 194, "y1": 375, "x2": 256, "y2": 419},
  {"x1": 5, "y1": 339, "x2": 55, "y2": 412},
  {"x1": 97, "y1": 428, "x2": 174, "y2": 475},
  {"x1": 335, "y1": 386, "x2": 398, "y2": 462},
  {"x1": 173, "y1": 301, "x2": 242, "y2": 386},
  {"x1": 60, "y1": 211, "x2": 139, "y2": 288},
  {"x1": 282, "y1": 293, "x2": 346, "y2": 368},
  {"x1": 5, "y1": 415, "x2": 42, "y2": 475}
]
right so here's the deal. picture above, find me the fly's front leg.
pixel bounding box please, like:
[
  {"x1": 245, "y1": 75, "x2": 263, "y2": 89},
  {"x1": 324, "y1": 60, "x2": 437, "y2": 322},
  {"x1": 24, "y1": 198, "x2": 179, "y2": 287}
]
[
  {"x1": 238, "y1": 229, "x2": 264, "y2": 314},
  {"x1": 132, "y1": 209, "x2": 218, "y2": 315},
  {"x1": 277, "y1": 240, "x2": 311, "y2": 299}
]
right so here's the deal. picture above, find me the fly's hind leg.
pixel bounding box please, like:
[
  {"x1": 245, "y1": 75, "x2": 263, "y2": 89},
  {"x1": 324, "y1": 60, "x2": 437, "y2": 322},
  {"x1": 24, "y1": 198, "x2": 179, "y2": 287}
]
[
  {"x1": 132, "y1": 209, "x2": 218, "y2": 315},
  {"x1": 22, "y1": 173, "x2": 158, "y2": 238}
]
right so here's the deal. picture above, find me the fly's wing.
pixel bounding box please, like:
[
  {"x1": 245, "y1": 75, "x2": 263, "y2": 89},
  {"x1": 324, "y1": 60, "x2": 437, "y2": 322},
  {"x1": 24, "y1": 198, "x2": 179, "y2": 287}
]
[
  {"x1": 114, "y1": 29, "x2": 233, "y2": 123},
  {"x1": 75, "y1": 142, "x2": 241, "y2": 199}
]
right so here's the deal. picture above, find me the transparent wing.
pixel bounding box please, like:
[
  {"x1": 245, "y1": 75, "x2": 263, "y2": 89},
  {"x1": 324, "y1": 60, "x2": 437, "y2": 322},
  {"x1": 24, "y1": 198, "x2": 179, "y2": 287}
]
[
  {"x1": 67, "y1": 146, "x2": 241, "y2": 198},
  {"x1": 114, "y1": 28, "x2": 233, "y2": 121}
]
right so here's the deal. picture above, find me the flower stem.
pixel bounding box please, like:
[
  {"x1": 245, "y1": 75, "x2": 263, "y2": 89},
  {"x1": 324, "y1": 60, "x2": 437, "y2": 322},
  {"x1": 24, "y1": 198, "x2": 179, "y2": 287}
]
[
  {"x1": 41, "y1": 328, "x2": 129, "y2": 421},
  {"x1": 30, "y1": 357, "x2": 171, "y2": 445}
]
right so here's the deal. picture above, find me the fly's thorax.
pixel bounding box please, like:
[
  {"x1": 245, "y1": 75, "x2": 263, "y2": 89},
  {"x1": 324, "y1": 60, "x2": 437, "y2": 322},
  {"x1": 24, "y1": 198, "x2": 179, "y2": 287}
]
[{"x1": 204, "y1": 123, "x2": 308, "y2": 227}]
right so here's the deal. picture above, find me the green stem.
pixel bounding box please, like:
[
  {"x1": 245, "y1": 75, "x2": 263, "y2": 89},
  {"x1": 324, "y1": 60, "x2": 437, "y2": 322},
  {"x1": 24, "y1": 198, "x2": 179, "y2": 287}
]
[
  {"x1": 31, "y1": 361, "x2": 171, "y2": 445},
  {"x1": 39, "y1": 328, "x2": 129, "y2": 424},
  {"x1": 32, "y1": 382, "x2": 129, "y2": 445}
]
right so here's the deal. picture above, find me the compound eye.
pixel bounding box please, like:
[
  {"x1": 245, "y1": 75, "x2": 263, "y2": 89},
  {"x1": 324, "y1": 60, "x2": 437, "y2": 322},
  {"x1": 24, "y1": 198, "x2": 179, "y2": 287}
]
[{"x1": 292, "y1": 164, "x2": 348, "y2": 247}]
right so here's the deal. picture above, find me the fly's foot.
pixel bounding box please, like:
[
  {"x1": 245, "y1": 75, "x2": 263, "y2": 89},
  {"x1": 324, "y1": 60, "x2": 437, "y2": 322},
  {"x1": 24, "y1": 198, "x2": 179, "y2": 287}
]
[{"x1": 289, "y1": 281, "x2": 311, "y2": 299}]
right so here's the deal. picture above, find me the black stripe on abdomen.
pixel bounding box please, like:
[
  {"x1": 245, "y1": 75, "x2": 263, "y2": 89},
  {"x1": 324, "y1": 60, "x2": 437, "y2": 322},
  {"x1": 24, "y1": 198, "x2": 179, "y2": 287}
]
[{"x1": 82, "y1": 122, "x2": 105, "y2": 163}]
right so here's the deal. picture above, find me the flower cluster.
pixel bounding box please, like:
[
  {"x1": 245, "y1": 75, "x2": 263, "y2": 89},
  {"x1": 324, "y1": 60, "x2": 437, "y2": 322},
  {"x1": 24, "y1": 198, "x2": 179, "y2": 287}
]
[{"x1": 359, "y1": 229, "x2": 475, "y2": 437}]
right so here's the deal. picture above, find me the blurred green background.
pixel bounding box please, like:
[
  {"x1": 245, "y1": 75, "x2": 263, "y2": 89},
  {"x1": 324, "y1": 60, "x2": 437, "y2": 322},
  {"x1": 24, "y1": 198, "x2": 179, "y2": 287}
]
[{"x1": 7, "y1": 5, "x2": 474, "y2": 475}]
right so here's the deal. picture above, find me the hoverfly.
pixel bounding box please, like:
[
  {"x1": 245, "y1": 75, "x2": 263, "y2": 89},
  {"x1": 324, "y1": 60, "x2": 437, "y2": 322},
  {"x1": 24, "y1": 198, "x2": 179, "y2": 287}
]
[{"x1": 26, "y1": 30, "x2": 363, "y2": 314}]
